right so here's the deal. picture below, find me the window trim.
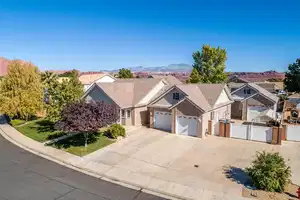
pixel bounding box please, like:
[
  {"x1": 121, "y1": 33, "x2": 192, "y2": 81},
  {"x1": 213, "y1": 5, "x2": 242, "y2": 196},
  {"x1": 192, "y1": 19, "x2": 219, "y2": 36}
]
[
  {"x1": 121, "y1": 110, "x2": 125, "y2": 118},
  {"x1": 173, "y1": 92, "x2": 180, "y2": 100}
]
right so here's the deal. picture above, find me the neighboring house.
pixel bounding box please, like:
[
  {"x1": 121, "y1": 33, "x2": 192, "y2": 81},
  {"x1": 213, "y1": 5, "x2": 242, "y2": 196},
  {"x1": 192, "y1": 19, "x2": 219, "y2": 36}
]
[
  {"x1": 148, "y1": 75, "x2": 182, "y2": 85},
  {"x1": 283, "y1": 93, "x2": 300, "y2": 122},
  {"x1": 82, "y1": 78, "x2": 168, "y2": 126},
  {"x1": 148, "y1": 84, "x2": 233, "y2": 137},
  {"x1": 231, "y1": 83, "x2": 279, "y2": 122},
  {"x1": 227, "y1": 75, "x2": 284, "y2": 94},
  {"x1": 79, "y1": 73, "x2": 116, "y2": 91}
]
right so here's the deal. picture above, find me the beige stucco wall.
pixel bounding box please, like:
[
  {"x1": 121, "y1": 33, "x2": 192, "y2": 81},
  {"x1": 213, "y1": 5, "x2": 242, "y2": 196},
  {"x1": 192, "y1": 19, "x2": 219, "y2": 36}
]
[
  {"x1": 215, "y1": 89, "x2": 231, "y2": 105},
  {"x1": 95, "y1": 75, "x2": 115, "y2": 83},
  {"x1": 138, "y1": 81, "x2": 166, "y2": 105},
  {"x1": 133, "y1": 106, "x2": 149, "y2": 126},
  {"x1": 85, "y1": 86, "x2": 115, "y2": 105},
  {"x1": 201, "y1": 112, "x2": 210, "y2": 137},
  {"x1": 153, "y1": 88, "x2": 185, "y2": 107},
  {"x1": 213, "y1": 104, "x2": 231, "y2": 120},
  {"x1": 176, "y1": 100, "x2": 203, "y2": 117}
]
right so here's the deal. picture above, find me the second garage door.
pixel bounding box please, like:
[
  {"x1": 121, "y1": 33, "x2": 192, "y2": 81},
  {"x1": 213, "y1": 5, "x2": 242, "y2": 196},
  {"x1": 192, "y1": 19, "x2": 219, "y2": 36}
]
[
  {"x1": 247, "y1": 106, "x2": 267, "y2": 122},
  {"x1": 154, "y1": 111, "x2": 172, "y2": 131},
  {"x1": 176, "y1": 116, "x2": 198, "y2": 137}
]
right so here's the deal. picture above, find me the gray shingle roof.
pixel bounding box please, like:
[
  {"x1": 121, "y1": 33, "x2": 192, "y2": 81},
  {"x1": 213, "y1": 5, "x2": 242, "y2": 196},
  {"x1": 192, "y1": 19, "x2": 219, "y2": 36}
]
[{"x1": 96, "y1": 78, "x2": 164, "y2": 108}]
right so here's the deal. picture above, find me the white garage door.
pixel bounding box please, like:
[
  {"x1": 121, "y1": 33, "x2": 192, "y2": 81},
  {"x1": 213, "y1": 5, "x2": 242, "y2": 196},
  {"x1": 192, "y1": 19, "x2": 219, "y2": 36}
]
[
  {"x1": 176, "y1": 116, "x2": 198, "y2": 137},
  {"x1": 247, "y1": 106, "x2": 267, "y2": 122},
  {"x1": 154, "y1": 111, "x2": 172, "y2": 131}
]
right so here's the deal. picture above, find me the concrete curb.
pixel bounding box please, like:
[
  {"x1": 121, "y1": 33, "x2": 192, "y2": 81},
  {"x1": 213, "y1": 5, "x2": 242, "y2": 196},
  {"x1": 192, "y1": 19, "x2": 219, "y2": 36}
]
[{"x1": 0, "y1": 125, "x2": 185, "y2": 200}]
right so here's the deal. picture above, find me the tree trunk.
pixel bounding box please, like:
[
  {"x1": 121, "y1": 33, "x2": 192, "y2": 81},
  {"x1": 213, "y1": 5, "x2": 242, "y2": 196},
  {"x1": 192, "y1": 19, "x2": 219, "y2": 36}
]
[{"x1": 84, "y1": 132, "x2": 88, "y2": 148}]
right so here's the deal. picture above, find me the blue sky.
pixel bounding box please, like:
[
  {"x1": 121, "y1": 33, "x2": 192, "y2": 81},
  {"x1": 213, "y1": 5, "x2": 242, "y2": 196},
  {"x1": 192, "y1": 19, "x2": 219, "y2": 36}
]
[{"x1": 0, "y1": 0, "x2": 299, "y2": 72}]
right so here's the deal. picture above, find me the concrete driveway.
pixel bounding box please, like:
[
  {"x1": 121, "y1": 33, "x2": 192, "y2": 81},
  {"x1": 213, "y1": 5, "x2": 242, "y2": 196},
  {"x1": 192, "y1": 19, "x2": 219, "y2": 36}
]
[{"x1": 84, "y1": 126, "x2": 300, "y2": 196}]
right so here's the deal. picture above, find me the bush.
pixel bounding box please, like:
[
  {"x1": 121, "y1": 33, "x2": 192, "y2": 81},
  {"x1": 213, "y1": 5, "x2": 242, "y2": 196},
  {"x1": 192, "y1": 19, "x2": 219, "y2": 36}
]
[
  {"x1": 104, "y1": 124, "x2": 126, "y2": 139},
  {"x1": 246, "y1": 151, "x2": 291, "y2": 192}
]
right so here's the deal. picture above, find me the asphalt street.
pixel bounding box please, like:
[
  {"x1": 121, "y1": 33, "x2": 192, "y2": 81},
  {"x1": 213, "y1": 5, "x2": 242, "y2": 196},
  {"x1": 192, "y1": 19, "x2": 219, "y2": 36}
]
[{"x1": 0, "y1": 135, "x2": 168, "y2": 200}]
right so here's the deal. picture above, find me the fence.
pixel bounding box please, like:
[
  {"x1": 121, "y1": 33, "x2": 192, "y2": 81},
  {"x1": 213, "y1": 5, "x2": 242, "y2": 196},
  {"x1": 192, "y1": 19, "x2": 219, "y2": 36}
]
[
  {"x1": 230, "y1": 123, "x2": 273, "y2": 143},
  {"x1": 217, "y1": 121, "x2": 281, "y2": 145},
  {"x1": 286, "y1": 125, "x2": 300, "y2": 141}
]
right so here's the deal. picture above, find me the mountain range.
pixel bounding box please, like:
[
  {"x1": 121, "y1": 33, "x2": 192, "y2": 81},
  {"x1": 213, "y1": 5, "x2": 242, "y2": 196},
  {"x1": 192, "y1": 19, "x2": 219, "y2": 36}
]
[
  {"x1": 0, "y1": 57, "x2": 285, "y2": 82},
  {"x1": 106, "y1": 63, "x2": 193, "y2": 73}
]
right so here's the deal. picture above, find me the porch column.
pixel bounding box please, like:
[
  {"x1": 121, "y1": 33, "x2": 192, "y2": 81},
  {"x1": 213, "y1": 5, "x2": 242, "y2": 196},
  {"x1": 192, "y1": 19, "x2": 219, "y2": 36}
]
[
  {"x1": 149, "y1": 107, "x2": 154, "y2": 128},
  {"x1": 197, "y1": 117, "x2": 203, "y2": 138},
  {"x1": 119, "y1": 109, "x2": 122, "y2": 124},
  {"x1": 171, "y1": 108, "x2": 177, "y2": 133}
]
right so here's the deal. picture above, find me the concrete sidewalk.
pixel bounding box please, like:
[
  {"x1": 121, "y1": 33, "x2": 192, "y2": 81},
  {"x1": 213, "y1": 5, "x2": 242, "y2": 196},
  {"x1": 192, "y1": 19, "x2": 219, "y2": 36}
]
[{"x1": 0, "y1": 124, "x2": 249, "y2": 200}]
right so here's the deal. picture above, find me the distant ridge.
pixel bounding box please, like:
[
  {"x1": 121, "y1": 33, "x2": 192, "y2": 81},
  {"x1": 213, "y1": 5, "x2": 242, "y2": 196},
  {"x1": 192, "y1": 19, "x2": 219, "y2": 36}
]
[{"x1": 104, "y1": 63, "x2": 193, "y2": 73}]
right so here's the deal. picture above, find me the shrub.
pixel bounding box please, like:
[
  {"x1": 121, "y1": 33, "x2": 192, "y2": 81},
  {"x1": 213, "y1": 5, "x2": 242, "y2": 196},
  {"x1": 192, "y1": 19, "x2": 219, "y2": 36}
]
[
  {"x1": 246, "y1": 151, "x2": 291, "y2": 192},
  {"x1": 105, "y1": 124, "x2": 126, "y2": 139}
]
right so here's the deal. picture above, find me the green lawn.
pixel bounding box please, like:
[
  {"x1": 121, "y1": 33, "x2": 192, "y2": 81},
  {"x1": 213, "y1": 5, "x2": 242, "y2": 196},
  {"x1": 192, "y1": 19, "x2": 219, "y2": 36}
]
[
  {"x1": 15, "y1": 119, "x2": 67, "y2": 142},
  {"x1": 50, "y1": 133, "x2": 115, "y2": 156},
  {"x1": 14, "y1": 119, "x2": 114, "y2": 156},
  {"x1": 10, "y1": 119, "x2": 27, "y2": 126}
]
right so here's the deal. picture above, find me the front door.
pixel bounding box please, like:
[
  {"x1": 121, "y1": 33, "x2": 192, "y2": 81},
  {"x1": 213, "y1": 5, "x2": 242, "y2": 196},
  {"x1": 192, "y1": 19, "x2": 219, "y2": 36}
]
[{"x1": 121, "y1": 109, "x2": 132, "y2": 125}]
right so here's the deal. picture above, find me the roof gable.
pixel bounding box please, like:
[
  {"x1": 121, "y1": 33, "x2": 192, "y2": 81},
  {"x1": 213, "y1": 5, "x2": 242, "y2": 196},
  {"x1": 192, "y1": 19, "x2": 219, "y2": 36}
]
[
  {"x1": 231, "y1": 83, "x2": 279, "y2": 103},
  {"x1": 215, "y1": 88, "x2": 231, "y2": 105},
  {"x1": 90, "y1": 78, "x2": 164, "y2": 108},
  {"x1": 79, "y1": 73, "x2": 115, "y2": 85},
  {"x1": 197, "y1": 84, "x2": 225, "y2": 106}
]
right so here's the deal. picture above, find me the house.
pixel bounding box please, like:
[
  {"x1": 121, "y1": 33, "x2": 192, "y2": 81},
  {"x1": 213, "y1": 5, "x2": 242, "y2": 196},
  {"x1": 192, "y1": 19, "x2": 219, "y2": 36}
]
[
  {"x1": 148, "y1": 75, "x2": 182, "y2": 85},
  {"x1": 148, "y1": 84, "x2": 233, "y2": 137},
  {"x1": 227, "y1": 75, "x2": 284, "y2": 94},
  {"x1": 82, "y1": 76, "x2": 233, "y2": 138},
  {"x1": 283, "y1": 93, "x2": 300, "y2": 123},
  {"x1": 231, "y1": 83, "x2": 279, "y2": 122},
  {"x1": 82, "y1": 78, "x2": 168, "y2": 126},
  {"x1": 79, "y1": 73, "x2": 116, "y2": 91}
]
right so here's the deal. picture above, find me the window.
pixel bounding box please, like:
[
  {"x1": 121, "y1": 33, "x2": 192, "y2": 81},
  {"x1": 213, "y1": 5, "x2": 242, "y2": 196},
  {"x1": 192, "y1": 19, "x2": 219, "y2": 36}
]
[
  {"x1": 127, "y1": 110, "x2": 131, "y2": 118},
  {"x1": 211, "y1": 111, "x2": 214, "y2": 120},
  {"x1": 121, "y1": 110, "x2": 125, "y2": 117},
  {"x1": 244, "y1": 88, "x2": 251, "y2": 94},
  {"x1": 173, "y1": 93, "x2": 180, "y2": 100}
]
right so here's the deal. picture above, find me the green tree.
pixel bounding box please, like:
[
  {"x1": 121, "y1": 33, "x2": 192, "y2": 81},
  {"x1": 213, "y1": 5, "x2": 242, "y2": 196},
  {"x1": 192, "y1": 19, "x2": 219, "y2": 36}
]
[
  {"x1": 58, "y1": 70, "x2": 79, "y2": 77},
  {"x1": 0, "y1": 60, "x2": 43, "y2": 120},
  {"x1": 246, "y1": 151, "x2": 291, "y2": 192},
  {"x1": 117, "y1": 68, "x2": 133, "y2": 79},
  {"x1": 186, "y1": 68, "x2": 201, "y2": 83},
  {"x1": 284, "y1": 58, "x2": 300, "y2": 92},
  {"x1": 189, "y1": 45, "x2": 228, "y2": 83},
  {"x1": 41, "y1": 71, "x2": 58, "y2": 88},
  {"x1": 46, "y1": 70, "x2": 83, "y2": 122}
]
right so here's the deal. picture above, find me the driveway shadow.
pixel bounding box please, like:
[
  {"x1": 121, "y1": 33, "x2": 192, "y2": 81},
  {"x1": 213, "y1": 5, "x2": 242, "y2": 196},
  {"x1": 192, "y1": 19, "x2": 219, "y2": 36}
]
[{"x1": 223, "y1": 165, "x2": 252, "y2": 187}]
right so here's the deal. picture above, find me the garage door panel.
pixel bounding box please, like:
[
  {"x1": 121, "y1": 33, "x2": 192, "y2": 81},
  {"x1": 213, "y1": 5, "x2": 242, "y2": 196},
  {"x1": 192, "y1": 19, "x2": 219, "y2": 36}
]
[
  {"x1": 176, "y1": 116, "x2": 197, "y2": 137},
  {"x1": 247, "y1": 106, "x2": 267, "y2": 122},
  {"x1": 154, "y1": 111, "x2": 172, "y2": 131}
]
